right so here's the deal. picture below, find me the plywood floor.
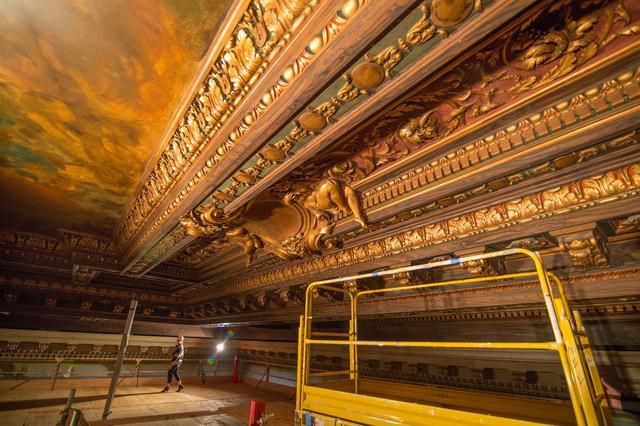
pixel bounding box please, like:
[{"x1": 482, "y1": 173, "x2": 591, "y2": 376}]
[{"x1": 0, "y1": 382, "x2": 295, "y2": 425}]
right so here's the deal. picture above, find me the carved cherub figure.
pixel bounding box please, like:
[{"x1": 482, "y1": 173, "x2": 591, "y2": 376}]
[
  {"x1": 284, "y1": 178, "x2": 367, "y2": 229},
  {"x1": 226, "y1": 227, "x2": 263, "y2": 265}
]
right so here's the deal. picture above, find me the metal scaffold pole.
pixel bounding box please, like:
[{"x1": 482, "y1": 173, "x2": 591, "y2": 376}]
[{"x1": 102, "y1": 299, "x2": 137, "y2": 420}]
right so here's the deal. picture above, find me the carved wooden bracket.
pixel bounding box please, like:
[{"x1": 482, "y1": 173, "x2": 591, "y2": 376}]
[
  {"x1": 288, "y1": 286, "x2": 306, "y2": 306},
  {"x1": 463, "y1": 258, "x2": 506, "y2": 276},
  {"x1": 553, "y1": 223, "x2": 610, "y2": 269},
  {"x1": 80, "y1": 300, "x2": 93, "y2": 311},
  {"x1": 267, "y1": 289, "x2": 289, "y2": 308},
  {"x1": 72, "y1": 265, "x2": 97, "y2": 285},
  {"x1": 45, "y1": 296, "x2": 57, "y2": 308},
  {"x1": 457, "y1": 248, "x2": 506, "y2": 276},
  {"x1": 181, "y1": 178, "x2": 368, "y2": 265},
  {"x1": 609, "y1": 213, "x2": 640, "y2": 235}
]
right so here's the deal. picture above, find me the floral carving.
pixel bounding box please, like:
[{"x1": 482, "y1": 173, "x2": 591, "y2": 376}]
[
  {"x1": 114, "y1": 0, "x2": 317, "y2": 250},
  {"x1": 398, "y1": 110, "x2": 442, "y2": 144},
  {"x1": 207, "y1": 163, "x2": 640, "y2": 297},
  {"x1": 285, "y1": 0, "x2": 640, "y2": 187}
]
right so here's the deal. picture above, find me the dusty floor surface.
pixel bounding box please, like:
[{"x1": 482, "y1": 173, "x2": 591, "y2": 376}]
[{"x1": 0, "y1": 382, "x2": 295, "y2": 425}]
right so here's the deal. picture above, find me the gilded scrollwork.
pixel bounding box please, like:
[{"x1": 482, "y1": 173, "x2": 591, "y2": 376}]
[
  {"x1": 512, "y1": 0, "x2": 640, "y2": 91},
  {"x1": 212, "y1": 0, "x2": 483, "y2": 206},
  {"x1": 207, "y1": 162, "x2": 640, "y2": 297},
  {"x1": 105, "y1": 2, "x2": 633, "y2": 292},
  {"x1": 285, "y1": 0, "x2": 640, "y2": 188},
  {"x1": 563, "y1": 236, "x2": 610, "y2": 268},
  {"x1": 181, "y1": 177, "x2": 368, "y2": 265},
  {"x1": 130, "y1": 0, "x2": 485, "y2": 259},
  {"x1": 114, "y1": 0, "x2": 320, "y2": 250},
  {"x1": 463, "y1": 258, "x2": 505, "y2": 276},
  {"x1": 398, "y1": 110, "x2": 443, "y2": 144},
  {"x1": 118, "y1": 0, "x2": 370, "y2": 264}
]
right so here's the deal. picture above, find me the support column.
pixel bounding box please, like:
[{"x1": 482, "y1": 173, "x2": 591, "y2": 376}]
[
  {"x1": 102, "y1": 299, "x2": 137, "y2": 420},
  {"x1": 135, "y1": 359, "x2": 142, "y2": 388},
  {"x1": 50, "y1": 357, "x2": 63, "y2": 391}
]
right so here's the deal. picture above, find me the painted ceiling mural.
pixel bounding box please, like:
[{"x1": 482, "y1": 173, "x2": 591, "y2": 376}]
[{"x1": 0, "y1": 0, "x2": 233, "y2": 236}]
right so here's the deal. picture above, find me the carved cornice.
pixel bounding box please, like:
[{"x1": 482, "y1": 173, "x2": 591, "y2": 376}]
[
  {"x1": 190, "y1": 129, "x2": 639, "y2": 285},
  {"x1": 0, "y1": 228, "x2": 120, "y2": 270},
  {"x1": 0, "y1": 229, "x2": 66, "y2": 254},
  {"x1": 354, "y1": 71, "x2": 640, "y2": 219},
  {"x1": 189, "y1": 268, "x2": 640, "y2": 323},
  {"x1": 336, "y1": 126, "x2": 640, "y2": 244},
  {"x1": 219, "y1": 0, "x2": 539, "y2": 218},
  {"x1": 120, "y1": 0, "x2": 527, "y2": 272},
  {"x1": 175, "y1": 1, "x2": 640, "y2": 275},
  {"x1": 198, "y1": 162, "x2": 640, "y2": 298},
  {"x1": 189, "y1": 266, "x2": 640, "y2": 323},
  {"x1": 114, "y1": 0, "x2": 321, "y2": 251},
  {"x1": 126, "y1": 226, "x2": 191, "y2": 274},
  {"x1": 117, "y1": 0, "x2": 367, "y2": 261},
  {"x1": 351, "y1": 0, "x2": 640, "y2": 189},
  {"x1": 221, "y1": 0, "x2": 640, "y2": 214},
  {"x1": 59, "y1": 229, "x2": 114, "y2": 255},
  {"x1": 0, "y1": 273, "x2": 173, "y2": 303},
  {"x1": 93, "y1": 272, "x2": 189, "y2": 293},
  {"x1": 209, "y1": 0, "x2": 485, "y2": 208},
  {"x1": 173, "y1": 40, "x2": 640, "y2": 272}
]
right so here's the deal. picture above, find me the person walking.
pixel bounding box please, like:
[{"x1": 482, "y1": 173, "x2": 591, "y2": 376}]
[{"x1": 162, "y1": 336, "x2": 184, "y2": 392}]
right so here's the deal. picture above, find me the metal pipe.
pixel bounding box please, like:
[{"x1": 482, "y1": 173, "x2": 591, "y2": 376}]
[
  {"x1": 50, "y1": 357, "x2": 63, "y2": 391},
  {"x1": 548, "y1": 272, "x2": 605, "y2": 424},
  {"x1": 304, "y1": 340, "x2": 558, "y2": 350},
  {"x1": 307, "y1": 248, "x2": 528, "y2": 287},
  {"x1": 547, "y1": 272, "x2": 576, "y2": 331},
  {"x1": 302, "y1": 284, "x2": 314, "y2": 390},
  {"x1": 102, "y1": 299, "x2": 137, "y2": 420},
  {"x1": 315, "y1": 285, "x2": 350, "y2": 294},
  {"x1": 351, "y1": 292, "x2": 359, "y2": 394},
  {"x1": 295, "y1": 315, "x2": 304, "y2": 412},
  {"x1": 56, "y1": 388, "x2": 75, "y2": 426},
  {"x1": 68, "y1": 409, "x2": 80, "y2": 426},
  {"x1": 309, "y1": 370, "x2": 353, "y2": 377},
  {"x1": 311, "y1": 332, "x2": 350, "y2": 337},
  {"x1": 255, "y1": 363, "x2": 270, "y2": 389},
  {"x1": 556, "y1": 341, "x2": 587, "y2": 426},
  {"x1": 135, "y1": 359, "x2": 141, "y2": 388},
  {"x1": 356, "y1": 272, "x2": 536, "y2": 297},
  {"x1": 524, "y1": 251, "x2": 593, "y2": 425},
  {"x1": 243, "y1": 360, "x2": 296, "y2": 369}
]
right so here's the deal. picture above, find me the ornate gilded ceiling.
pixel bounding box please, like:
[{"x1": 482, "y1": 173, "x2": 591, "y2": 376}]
[
  {"x1": 1, "y1": 0, "x2": 639, "y2": 330},
  {"x1": 0, "y1": 0, "x2": 233, "y2": 236}
]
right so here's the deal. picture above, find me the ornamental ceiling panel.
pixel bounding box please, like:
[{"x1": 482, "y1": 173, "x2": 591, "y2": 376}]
[
  {"x1": 0, "y1": 0, "x2": 234, "y2": 236},
  {"x1": 284, "y1": 0, "x2": 640, "y2": 189},
  {"x1": 173, "y1": 0, "x2": 640, "y2": 275}
]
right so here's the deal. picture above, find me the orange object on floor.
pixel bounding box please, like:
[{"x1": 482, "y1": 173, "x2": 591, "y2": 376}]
[{"x1": 248, "y1": 399, "x2": 265, "y2": 426}]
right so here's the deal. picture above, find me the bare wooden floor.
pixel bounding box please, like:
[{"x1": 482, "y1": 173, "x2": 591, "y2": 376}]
[{"x1": 0, "y1": 382, "x2": 295, "y2": 425}]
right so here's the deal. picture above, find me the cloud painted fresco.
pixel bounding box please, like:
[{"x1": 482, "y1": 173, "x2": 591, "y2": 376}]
[{"x1": 0, "y1": 0, "x2": 233, "y2": 236}]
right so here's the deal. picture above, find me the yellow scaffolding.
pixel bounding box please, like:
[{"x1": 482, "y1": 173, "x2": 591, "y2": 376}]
[{"x1": 295, "y1": 248, "x2": 611, "y2": 426}]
